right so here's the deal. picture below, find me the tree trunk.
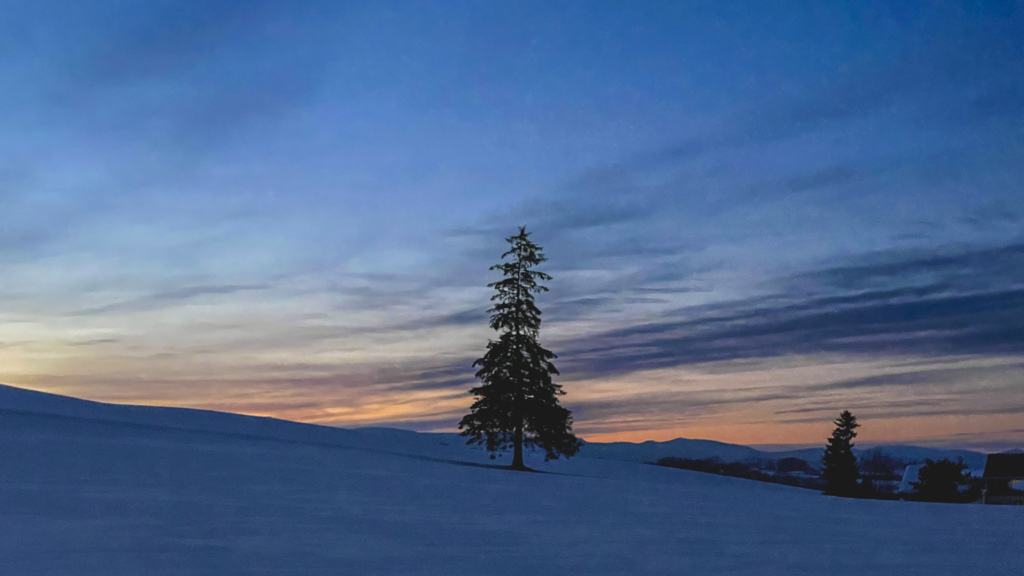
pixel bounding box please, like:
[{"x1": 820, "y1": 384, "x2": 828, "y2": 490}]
[{"x1": 511, "y1": 421, "x2": 526, "y2": 470}]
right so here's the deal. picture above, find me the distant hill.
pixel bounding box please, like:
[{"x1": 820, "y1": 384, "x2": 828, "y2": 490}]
[{"x1": 580, "y1": 438, "x2": 762, "y2": 464}]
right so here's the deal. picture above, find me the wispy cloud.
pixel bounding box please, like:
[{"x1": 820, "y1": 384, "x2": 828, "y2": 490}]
[
  {"x1": 71, "y1": 284, "x2": 271, "y2": 316},
  {"x1": 555, "y1": 242, "x2": 1024, "y2": 378},
  {"x1": 779, "y1": 404, "x2": 1024, "y2": 425}
]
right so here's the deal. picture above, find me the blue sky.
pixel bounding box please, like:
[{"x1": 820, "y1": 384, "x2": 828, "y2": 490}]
[{"x1": 2, "y1": 0, "x2": 1022, "y2": 448}]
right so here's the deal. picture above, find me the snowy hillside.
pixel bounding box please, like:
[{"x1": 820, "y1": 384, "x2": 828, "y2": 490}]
[{"x1": 1, "y1": 384, "x2": 1021, "y2": 575}]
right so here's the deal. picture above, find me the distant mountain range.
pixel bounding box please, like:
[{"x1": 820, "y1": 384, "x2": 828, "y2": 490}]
[{"x1": 580, "y1": 437, "x2": 992, "y2": 472}]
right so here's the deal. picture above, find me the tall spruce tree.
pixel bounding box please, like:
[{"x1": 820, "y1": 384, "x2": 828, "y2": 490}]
[
  {"x1": 822, "y1": 410, "x2": 861, "y2": 496},
  {"x1": 459, "y1": 227, "x2": 581, "y2": 470}
]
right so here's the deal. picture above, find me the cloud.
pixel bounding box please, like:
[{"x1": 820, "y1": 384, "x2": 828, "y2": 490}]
[
  {"x1": 562, "y1": 287, "x2": 1024, "y2": 377},
  {"x1": 570, "y1": 388, "x2": 801, "y2": 424},
  {"x1": 442, "y1": 7, "x2": 1024, "y2": 329},
  {"x1": 554, "y1": 242, "x2": 1024, "y2": 379},
  {"x1": 385, "y1": 363, "x2": 478, "y2": 392},
  {"x1": 64, "y1": 338, "x2": 122, "y2": 347},
  {"x1": 151, "y1": 284, "x2": 270, "y2": 301},
  {"x1": 448, "y1": 199, "x2": 664, "y2": 255},
  {"x1": 959, "y1": 201, "x2": 1022, "y2": 232},
  {"x1": 791, "y1": 243, "x2": 1024, "y2": 292},
  {"x1": 801, "y1": 362, "x2": 1024, "y2": 393},
  {"x1": 72, "y1": 283, "x2": 270, "y2": 316},
  {"x1": 778, "y1": 403, "x2": 1024, "y2": 425}
]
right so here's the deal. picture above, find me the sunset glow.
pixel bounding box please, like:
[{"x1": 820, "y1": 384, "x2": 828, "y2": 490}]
[{"x1": 2, "y1": 1, "x2": 1022, "y2": 450}]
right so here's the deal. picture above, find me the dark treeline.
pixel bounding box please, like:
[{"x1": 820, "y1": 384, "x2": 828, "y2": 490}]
[
  {"x1": 655, "y1": 452, "x2": 983, "y2": 502},
  {"x1": 654, "y1": 457, "x2": 824, "y2": 490}
]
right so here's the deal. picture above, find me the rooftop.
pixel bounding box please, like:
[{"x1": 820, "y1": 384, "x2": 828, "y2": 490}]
[{"x1": 982, "y1": 454, "x2": 1024, "y2": 478}]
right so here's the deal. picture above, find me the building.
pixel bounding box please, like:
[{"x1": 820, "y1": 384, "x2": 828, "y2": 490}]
[{"x1": 982, "y1": 453, "x2": 1024, "y2": 505}]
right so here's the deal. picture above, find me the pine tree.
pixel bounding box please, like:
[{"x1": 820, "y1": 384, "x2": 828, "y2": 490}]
[
  {"x1": 459, "y1": 226, "x2": 581, "y2": 471},
  {"x1": 822, "y1": 410, "x2": 860, "y2": 496}
]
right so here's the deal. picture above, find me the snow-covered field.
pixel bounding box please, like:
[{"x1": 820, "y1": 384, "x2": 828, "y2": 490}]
[{"x1": 1, "y1": 385, "x2": 1021, "y2": 575}]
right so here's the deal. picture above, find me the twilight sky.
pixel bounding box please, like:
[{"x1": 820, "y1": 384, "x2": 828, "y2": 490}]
[{"x1": 2, "y1": 0, "x2": 1022, "y2": 449}]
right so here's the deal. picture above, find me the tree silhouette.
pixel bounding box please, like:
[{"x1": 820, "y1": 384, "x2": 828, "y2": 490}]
[
  {"x1": 913, "y1": 458, "x2": 972, "y2": 502},
  {"x1": 822, "y1": 410, "x2": 860, "y2": 496},
  {"x1": 859, "y1": 450, "x2": 902, "y2": 479},
  {"x1": 459, "y1": 227, "x2": 581, "y2": 470}
]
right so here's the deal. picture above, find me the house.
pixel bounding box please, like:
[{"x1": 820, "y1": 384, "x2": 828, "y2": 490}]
[{"x1": 982, "y1": 453, "x2": 1024, "y2": 505}]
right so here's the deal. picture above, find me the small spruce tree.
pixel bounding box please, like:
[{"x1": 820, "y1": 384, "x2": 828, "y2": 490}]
[
  {"x1": 459, "y1": 227, "x2": 581, "y2": 470},
  {"x1": 822, "y1": 410, "x2": 860, "y2": 496}
]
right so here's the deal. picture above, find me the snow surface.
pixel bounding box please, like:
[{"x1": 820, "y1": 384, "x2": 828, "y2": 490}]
[{"x1": 1, "y1": 384, "x2": 1021, "y2": 575}]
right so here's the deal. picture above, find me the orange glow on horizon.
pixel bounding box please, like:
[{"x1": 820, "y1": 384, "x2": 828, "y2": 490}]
[{"x1": 6, "y1": 350, "x2": 1024, "y2": 450}]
